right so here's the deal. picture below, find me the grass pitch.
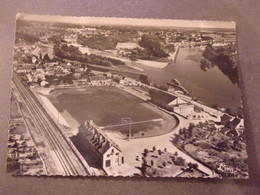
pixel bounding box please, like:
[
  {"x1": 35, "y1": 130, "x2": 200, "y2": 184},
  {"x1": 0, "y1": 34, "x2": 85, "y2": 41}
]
[{"x1": 49, "y1": 86, "x2": 162, "y2": 128}]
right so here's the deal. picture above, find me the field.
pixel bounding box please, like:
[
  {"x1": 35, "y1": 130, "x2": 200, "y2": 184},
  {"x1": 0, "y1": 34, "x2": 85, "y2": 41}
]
[{"x1": 48, "y1": 86, "x2": 176, "y2": 137}]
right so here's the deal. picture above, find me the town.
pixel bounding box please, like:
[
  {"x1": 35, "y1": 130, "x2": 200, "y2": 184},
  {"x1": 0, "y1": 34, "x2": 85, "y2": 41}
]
[{"x1": 8, "y1": 15, "x2": 248, "y2": 179}]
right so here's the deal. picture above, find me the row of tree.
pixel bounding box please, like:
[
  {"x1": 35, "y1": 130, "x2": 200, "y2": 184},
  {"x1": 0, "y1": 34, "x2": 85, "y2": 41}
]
[
  {"x1": 53, "y1": 44, "x2": 125, "y2": 66},
  {"x1": 77, "y1": 34, "x2": 118, "y2": 50}
]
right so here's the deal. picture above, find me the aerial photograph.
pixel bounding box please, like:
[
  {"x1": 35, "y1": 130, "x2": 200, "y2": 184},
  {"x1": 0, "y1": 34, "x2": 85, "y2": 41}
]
[{"x1": 7, "y1": 14, "x2": 249, "y2": 178}]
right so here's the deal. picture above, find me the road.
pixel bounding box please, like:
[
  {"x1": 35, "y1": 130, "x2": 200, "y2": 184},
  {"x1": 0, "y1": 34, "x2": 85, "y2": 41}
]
[
  {"x1": 105, "y1": 119, "x2": 217, "y2": 177},
  {"x1": 13, "y1": 74, "x2": 92, "y2": 176}
]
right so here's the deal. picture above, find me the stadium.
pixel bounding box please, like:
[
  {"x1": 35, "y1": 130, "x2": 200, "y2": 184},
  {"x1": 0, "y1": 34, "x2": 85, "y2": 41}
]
[{"x1": 47, "y1": 85, "x2": 178, "y2": 138}]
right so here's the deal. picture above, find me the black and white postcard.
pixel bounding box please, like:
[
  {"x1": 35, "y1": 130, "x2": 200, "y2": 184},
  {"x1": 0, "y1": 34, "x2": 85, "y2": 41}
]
[{"x1": 7, "y1": 14, "x2": 249, "y2": 178}]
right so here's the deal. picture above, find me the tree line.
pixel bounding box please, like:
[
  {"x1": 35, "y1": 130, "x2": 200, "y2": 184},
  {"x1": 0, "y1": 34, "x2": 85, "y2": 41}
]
[
  {"x1": 53, "y1": 44, "x2": 125, "y2": 67},
  {"x1": 200, "y1": 44, "x2": 239, "y2": 85}
]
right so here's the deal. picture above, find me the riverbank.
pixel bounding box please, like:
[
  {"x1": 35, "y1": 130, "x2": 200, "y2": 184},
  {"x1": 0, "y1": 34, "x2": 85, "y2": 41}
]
[
  {"x1": 169, "y1": 44, "x2": 181, "y2": 62},
  {"x1": 88, "y1": 47, "x2": 169, "y2": 69}
]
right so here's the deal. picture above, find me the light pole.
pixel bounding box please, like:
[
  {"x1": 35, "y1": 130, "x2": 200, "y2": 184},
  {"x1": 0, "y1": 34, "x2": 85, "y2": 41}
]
[{"x1": 121, "y1": 117, "x2": 132, "y2": 140}]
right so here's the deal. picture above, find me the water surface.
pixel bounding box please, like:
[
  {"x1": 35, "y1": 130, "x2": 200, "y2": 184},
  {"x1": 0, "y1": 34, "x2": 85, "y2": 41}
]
[{"x1": 129, "y1": 47, "x2": 242, "y2": 110}]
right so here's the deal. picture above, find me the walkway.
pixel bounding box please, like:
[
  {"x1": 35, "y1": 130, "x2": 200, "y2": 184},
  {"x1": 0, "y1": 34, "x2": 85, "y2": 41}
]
[{"x1": 104, "y1": 117, "x2": 216, "y2": 177}]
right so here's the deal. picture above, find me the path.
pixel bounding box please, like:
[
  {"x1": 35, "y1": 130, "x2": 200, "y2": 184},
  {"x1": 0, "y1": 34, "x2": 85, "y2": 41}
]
[{"x1": 105, "y1": 117, "x2": 216, "y2": 177}]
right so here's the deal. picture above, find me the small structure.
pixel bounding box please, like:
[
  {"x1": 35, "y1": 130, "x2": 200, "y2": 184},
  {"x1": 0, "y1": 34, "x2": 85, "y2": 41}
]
[
  {"x1": 116, "y1": 42, "x2": 140, "y2": 50},
  {"x1": 173, "y1": 104, "x2": 194, "y2": 118},
  {"x1": 88, "y1": 75, "x2": 112, "y2": 86},
  {"x1": 77, "y1": 120, "x2": 124, "y2": 172},
  {"x1": 30, "y1": 46, "x2": 54, "y2": 63},
  {"x1": 149, "y1": 89, "x2": 194, "y2": 118},
  {"x1": 218, "y1": 115, "x2": 244, "y2": 136}
]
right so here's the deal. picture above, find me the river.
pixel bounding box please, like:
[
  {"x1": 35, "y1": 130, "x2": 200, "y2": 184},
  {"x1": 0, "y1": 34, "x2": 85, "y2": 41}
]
[
  {"x1": 75, "y1": 44, "x2": 242, "y2": 110},
  {"x1": 126, "y1": 47, "x2": 242, "y2": 111}
]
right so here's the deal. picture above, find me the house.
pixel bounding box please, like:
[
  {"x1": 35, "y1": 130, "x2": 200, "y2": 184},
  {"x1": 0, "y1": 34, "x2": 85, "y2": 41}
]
[
  {"x1": 77, "y1": 120, "x2": 124, "y2": 172},
  {"x1": 227, "y1": 118, "x2": 242, "y2": 129},
  {"x1": 220, "y1": 114, "x2": 233, "y2": 126},
  {"x1": 89, "y1": 75, "x2": 111, "y2": 86},
  {"x1": 112, "y1": 75, "x2": 125, "y2": 84},
  {"x1": 173, "y1": 104, "x2": 194, "y2": 118},
  {"x1": 64, "y1": 35, "x2": 77, "y2": 44},
  {"x1": 227, "y1": 117, "x2": 244, "y2": 136}
]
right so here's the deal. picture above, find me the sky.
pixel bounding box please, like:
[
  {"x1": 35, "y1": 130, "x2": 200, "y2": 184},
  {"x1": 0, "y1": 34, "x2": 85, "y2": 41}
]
[{"x1": 17, "y1": 13, "x2": 236, "y2": 29}]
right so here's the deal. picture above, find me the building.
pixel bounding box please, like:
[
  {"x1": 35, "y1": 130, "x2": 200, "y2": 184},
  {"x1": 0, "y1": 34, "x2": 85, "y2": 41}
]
[
  {"x1": 88, "y1": 75, "x2": 112, "y2": 86},
  {"x1": 77, "y1": 120, "x2": 124, "y2": 172},
  {"x1": 218, "y1": 114, "x2": 244, "y2": 136},
  {"x1": 116, "y1": 42, "x2": 140, "y2": 50},
  {"x1": 173, "y1": 104, "x2": 194, "y2": 118},
  {"x1": 64, "y1": 35, "x2": 77, "y2": 44},
  {"x1": 149, "y1": 89, "x2": 194, "y2": 117},
  {"x1": 30, "y1": 46, "x2": 54, "y2": 63},
  {"x1": 149, "y1": 89, "x2": 178, "y2": 111}
]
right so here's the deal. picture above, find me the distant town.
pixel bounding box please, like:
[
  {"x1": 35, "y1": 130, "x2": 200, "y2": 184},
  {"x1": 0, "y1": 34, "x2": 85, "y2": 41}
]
[{"x1": 8, "y1": 15, "x2": 248, "y2": 179}]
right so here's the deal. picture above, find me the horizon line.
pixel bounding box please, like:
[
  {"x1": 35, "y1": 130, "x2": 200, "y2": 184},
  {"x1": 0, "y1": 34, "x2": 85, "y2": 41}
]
[{"x1": 17, "y1": 13, "x2": 236, "y2": 30}]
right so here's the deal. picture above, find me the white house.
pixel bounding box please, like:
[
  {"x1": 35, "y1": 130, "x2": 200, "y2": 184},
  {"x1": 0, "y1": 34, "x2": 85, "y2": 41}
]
[{"x1": 77, "y1": 120, "x2": 124, "y2": 172}]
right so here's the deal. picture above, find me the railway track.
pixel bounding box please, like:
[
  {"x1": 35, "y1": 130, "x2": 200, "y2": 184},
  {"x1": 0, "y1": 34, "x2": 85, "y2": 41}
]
[{"x1": 13, "y1": 74, "x2": 91, "y2": 176}]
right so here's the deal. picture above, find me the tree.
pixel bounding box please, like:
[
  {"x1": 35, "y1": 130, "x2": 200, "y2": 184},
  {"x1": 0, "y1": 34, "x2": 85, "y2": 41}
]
[
  {"x1": 143, "y1": 148, "x2": 149, "y2": 157},
  {"x1": 188, "y1": 123, "x2": 195, "y2": 130},
  {"x1": 139, "y1": 74, "x2": 150, "y2": 85},
  {"x1": 217, "y1": 140, "x2": 229, "y2": 151},
  {"x1": 174, "y1": 157, "x2": 185, "y2": 166},
  {"x1": 172, "y1": 134, "x2": 180, "y2": 144},
  {"x1": 162, "y1": 161, "x2": 166, "y2": 167},
  {"x1": 188, "y1": 162, "x2": 198, "y2": 170},
  {"x1": 152, "y1": 146, "x2": 156, "y2": 151},
  {"x1": 43, "y1": 54, "x2": 51, "y2": 62},
  {"x1": 141, "y1": 158, "x2": 148, "y2": 175},
  {"x1": 139, "y1": 34, "x2": 169, "y2": 58},
  {"x1": 85, "y1": 66, "x2": 92, "y2": 75}
]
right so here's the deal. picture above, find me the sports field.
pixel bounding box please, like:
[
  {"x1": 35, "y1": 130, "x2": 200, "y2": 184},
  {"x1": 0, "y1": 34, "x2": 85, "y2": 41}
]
[{"x1": 48, "y1": 86, "x2": 177, "y2": 137}]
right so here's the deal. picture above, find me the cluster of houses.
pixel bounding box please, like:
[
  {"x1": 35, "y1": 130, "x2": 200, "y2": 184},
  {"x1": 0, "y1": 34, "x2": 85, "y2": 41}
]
[
  {"x1": 216, "y1": 114, "x2": 244, "y2": 137},
  {"x1": 76, "y1": 120, "x2": 124, "y2": 172},
  {"x1": 7, "y1": 133, "x2": 44, "y2": 175}
]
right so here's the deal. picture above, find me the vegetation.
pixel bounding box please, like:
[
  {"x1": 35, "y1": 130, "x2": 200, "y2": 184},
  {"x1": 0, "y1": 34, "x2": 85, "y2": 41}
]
[
  {"x1": 125, "y1": 34, "x2": 171, "y2": 61},
  {"x1": 77, "y1": 34, "x2": 118, "y2": 50},
  {"x1": 53, "y1": 44, "x2": 125, "y2": 66},
  {"x1": 139, "y1": 74, "x2": 150, "y2": 85},
  {"x1": 139, "y1": 35, "x2": 169, "y2": 58},
  {"x1": 201, "y1": 44, "x2": 239, "y2": 84},
  {"x1": 171, "y1": 121, "x2": 248, "y2": 178},
  {"x1": 13, "y1": 51, "x2": 32, "y2": 64},
  {"x1": 138, "y1": 146, "x2": 187, "y2": 177},
  {"x1": 15, "y1": 31, "x2": 40, "y2": 44},
  {"x1": 48, "y1": 35, "x2": 66, "y2": 44}
]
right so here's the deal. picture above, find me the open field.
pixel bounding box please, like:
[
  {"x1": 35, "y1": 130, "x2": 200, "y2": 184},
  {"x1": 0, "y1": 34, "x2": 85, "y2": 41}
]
[
  {"x1": 48, "y1": 86, "x2": 161, "y2": 126},
  {"x1": 47, "y1": 86, "x2": 177, "y2": 137}
]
